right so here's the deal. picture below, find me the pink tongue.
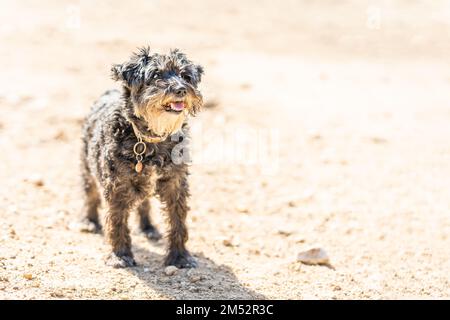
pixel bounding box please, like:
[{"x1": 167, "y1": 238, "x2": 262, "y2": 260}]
[{"x1": 170, "y1": 102, "x2": 185, "y2": 111}]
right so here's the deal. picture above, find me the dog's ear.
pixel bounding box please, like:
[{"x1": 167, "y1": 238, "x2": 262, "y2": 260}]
[
  {"x1": 111, "y1": 62, "x2": 141, "y2": 87},
  {"x1": 111, "y1": 47, "x2": 151, "y2": 88},
  {"x1": 195, "y1": 65, "x2": 204, "y2": 83}
]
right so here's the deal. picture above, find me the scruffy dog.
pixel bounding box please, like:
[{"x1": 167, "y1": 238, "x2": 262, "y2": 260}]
[{"x1": 80, "y1": 47, "x2": 203, "y2": 268}]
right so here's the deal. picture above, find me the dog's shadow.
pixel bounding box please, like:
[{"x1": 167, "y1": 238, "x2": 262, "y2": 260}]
[
  {"x1": 123, "y1": 240, "x2": 265, "y2": 300},
  {"x1": 83, "y1": 205, "x2": 265, "y2": 299}
]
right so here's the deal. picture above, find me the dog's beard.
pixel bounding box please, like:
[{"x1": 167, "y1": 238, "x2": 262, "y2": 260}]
[
  {"x1": 134, "y1": 91, "x2": 203, "y2": 137},
  {"x1": 134, "y1": 91, "x2": 202, "y2": 138},
  {"x1": 134, "y1": 100, "x2": 187, "y2": 137},
  {"x1": 139, "y1": 107, "x2": 186, "y2": 137}
]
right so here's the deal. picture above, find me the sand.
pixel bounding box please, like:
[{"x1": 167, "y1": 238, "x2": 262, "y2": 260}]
[{"x1": 0, "y1": 0, "x2": 449, "y2": 299}]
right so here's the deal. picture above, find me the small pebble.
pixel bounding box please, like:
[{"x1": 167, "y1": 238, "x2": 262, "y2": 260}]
[
  {"x1": 27, "y1": 174, "x2": 44, "y2": 187},
  {"x1": 235, "y1": 203, "x2": 249, "y2": 213},
  {"x1": 222, "y1": 239, "x2": 233, "y2": 247},
  {"x1": 188, "y1": 275, "x2": 202, "y2": 283},
  {"x1": 23, "y1": 273, "x2": 33, "y2": 280},
  {"x1": 9, "y1": 228, "x2": 18, "y2": 239},
  {"x1": 50, "y1": 291, "x2": 65, "y2": 298},
  {"x1": 294, "y1": 236, "x2": 306, "y2": 244},
  {"x1": 277, "y1": 229, "x2": 293, "y2": 236},
  {"x1": 297, "y1": 247, "x2": 331, "y2": 266},
  {"x1": 164, "y1": 265, "x2": 178, "y2": 276},
  {"x1": 189, "y1": 286, "x2": 200, "y2": 292}
]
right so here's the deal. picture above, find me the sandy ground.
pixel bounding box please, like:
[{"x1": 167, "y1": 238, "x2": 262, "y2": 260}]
[{"x1": 1, "y1": 0, "x2": 450, "y2": 299}]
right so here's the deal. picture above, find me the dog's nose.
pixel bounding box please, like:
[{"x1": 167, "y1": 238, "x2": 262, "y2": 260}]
[{"x1": 174, "y1": 87, "x2": 187, "y2": 97}]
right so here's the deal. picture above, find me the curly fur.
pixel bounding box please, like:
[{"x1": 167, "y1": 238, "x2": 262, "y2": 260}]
[{"x1": 80, "y1": 47, "x2": 203, "y2": 268}]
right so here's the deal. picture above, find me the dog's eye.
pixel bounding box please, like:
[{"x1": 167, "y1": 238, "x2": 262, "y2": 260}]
[{"x1": 181, "y1": 74, "x2": 192, "y2": 82}]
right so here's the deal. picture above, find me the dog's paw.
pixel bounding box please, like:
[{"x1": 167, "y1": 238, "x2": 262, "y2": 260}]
[
  {"x1": 105, "y1": 252, "x2": 136, "y2": 268},
  {"x1": 142, "y1": 226, "x2": 162, "y2": 241},
  {"x1": 165, "y1": 251, "x2": 197, "y2": 268},
  {"x1": 72, "y1": 219, "x2": 102, "y2": 234}
]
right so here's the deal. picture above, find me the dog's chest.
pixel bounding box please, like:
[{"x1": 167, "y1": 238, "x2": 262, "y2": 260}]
[
  {"x1": 115, "y1": 131, "x2": 180, "y2": 194},
  {"x1": 128, "y1": 165, "x2": 160, "y2": 196}
]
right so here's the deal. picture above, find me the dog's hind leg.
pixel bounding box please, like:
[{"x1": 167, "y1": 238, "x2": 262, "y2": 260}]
[
  {"x1": 137, "y1": 199, "x2": 162, "y2": 240},
  {"x1": 80, "y1": 160, "x2": 102, "y2": 233}
]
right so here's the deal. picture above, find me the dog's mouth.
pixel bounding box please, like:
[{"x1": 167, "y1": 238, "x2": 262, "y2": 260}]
[{"x1": 163, "y1": 101, "x2": 185, "y2": 114}]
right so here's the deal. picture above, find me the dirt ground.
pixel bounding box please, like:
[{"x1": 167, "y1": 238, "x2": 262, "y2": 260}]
[{"x1": 1, "y1": 0, "x2": 450, "y2": 299}]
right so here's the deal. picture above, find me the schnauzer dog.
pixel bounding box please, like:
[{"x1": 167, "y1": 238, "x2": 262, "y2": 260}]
[{"x1": 80, "y1": 47, "x2": 203, "y2": 268}]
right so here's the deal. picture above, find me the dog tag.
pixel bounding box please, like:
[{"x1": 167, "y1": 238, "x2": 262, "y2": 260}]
[{"x1": 135, "y1": 161, "x2": 143, "y2": 173}]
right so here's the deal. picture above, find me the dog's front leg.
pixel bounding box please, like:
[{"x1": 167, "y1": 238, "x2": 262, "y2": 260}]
[
  {"x1": 104, "y1": 189, "x2": 137, "y2": 268},
  {"x1": 157, "y1": 167, "x2": 197, "y2": 268}
]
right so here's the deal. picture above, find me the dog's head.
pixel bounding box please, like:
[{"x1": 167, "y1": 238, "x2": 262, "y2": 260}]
[{"x1": 111, "y1": 47, "x2": 203, "y2": 138}]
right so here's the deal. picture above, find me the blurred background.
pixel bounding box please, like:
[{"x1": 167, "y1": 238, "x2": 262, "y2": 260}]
[{"x1": 0, "y1": 0, "x2": 449, "y2": 299}]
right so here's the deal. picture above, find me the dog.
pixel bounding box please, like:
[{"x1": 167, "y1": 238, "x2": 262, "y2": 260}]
[{"x1": 80, "y1": 47, "x2": 203, "y2": 268}]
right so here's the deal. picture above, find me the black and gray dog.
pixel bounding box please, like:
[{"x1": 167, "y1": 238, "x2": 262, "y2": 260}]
[{"x1": 80, "y1": 47, "x2": 203, "y2": 268}]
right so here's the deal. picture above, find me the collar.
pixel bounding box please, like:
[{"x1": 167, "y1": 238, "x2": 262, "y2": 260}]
[{"x1": 130, "y1": 121, "x2": 167, "y2": 144}]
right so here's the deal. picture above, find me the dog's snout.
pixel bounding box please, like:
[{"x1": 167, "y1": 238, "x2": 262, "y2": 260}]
[{"x1": 174, "y1": 86, "x2": 187, "y2": 97}]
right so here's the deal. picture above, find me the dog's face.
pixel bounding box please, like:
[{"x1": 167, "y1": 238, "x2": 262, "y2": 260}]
[{"x1": 112, "y1": 47, "x2": 203, "y2": 138}]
